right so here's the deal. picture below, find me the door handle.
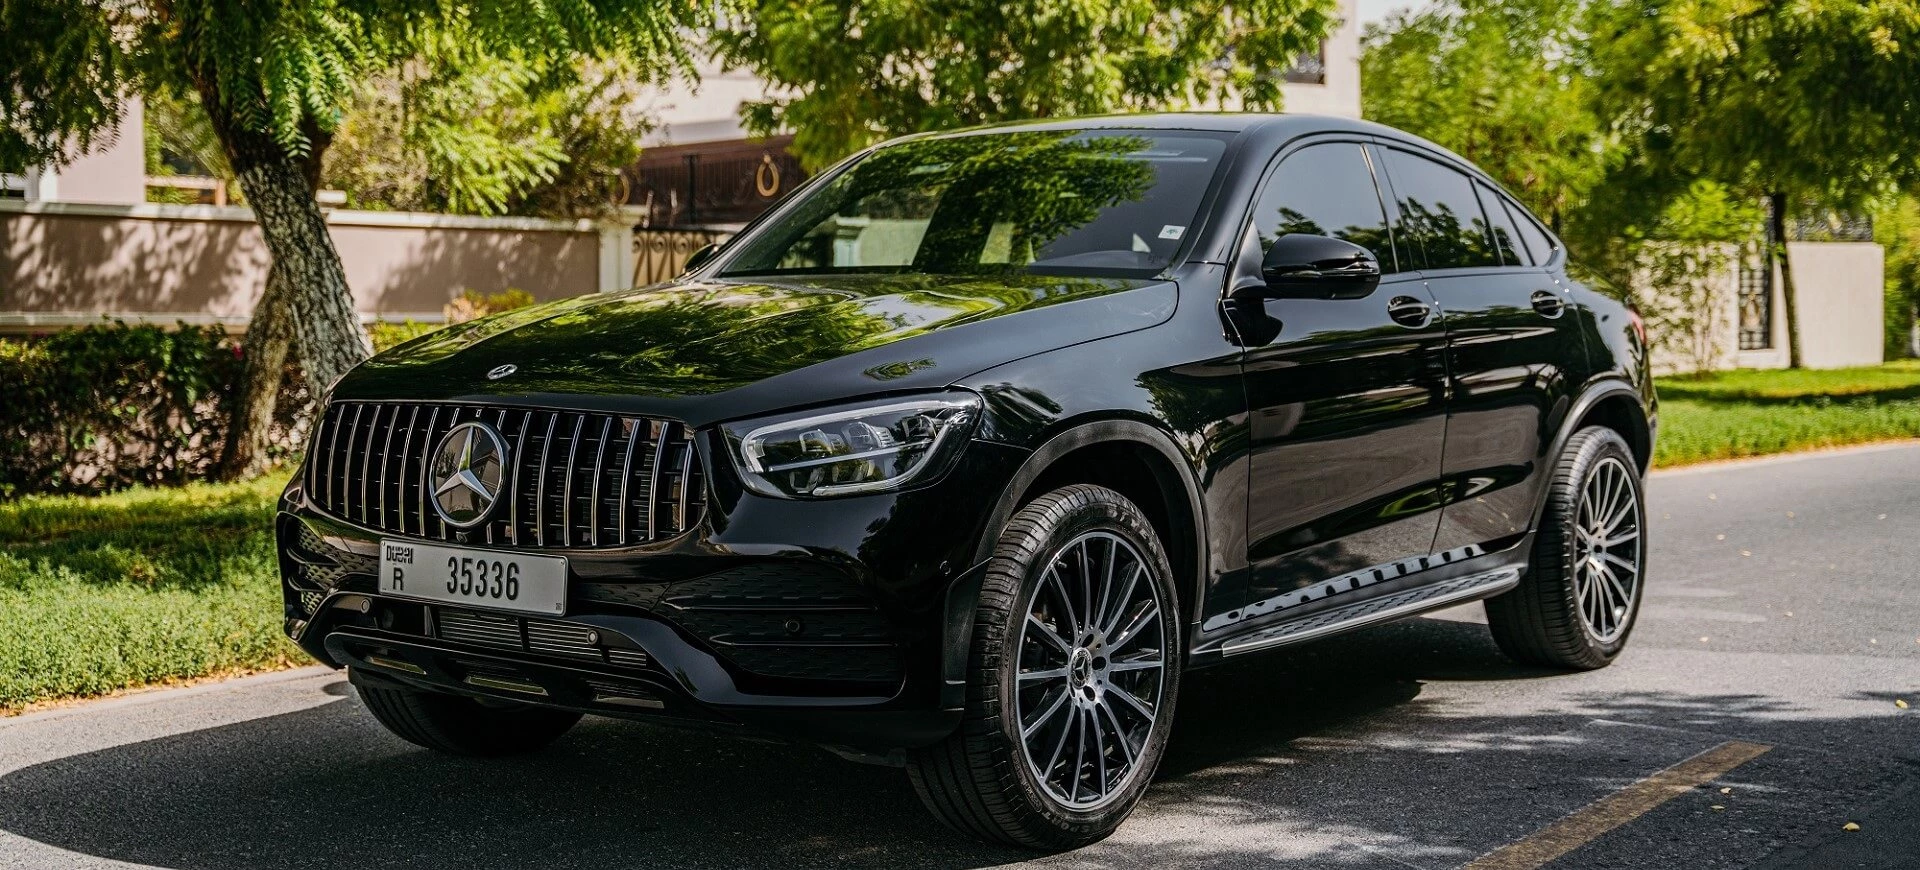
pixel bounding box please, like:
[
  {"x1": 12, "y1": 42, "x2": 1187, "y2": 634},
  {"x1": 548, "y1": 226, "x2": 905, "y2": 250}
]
[
  {"x1": 1386, "y1": 296, "x2": 1433, "y2": 328},
  {"x1": 1531, "y1": 290, "x2": 1567, "y2": 319}
]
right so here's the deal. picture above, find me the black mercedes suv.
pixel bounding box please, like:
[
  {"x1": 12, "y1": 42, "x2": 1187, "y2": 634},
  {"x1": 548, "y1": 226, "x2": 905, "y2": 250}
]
[{"x1": 278, "y1": 114, "x2": 1655, "y2": 848}]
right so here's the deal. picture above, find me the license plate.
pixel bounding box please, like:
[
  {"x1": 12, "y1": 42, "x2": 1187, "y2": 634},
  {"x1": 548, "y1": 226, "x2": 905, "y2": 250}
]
[{"x1": 379, "y1": 539, "x2": 567, "y2": 616}]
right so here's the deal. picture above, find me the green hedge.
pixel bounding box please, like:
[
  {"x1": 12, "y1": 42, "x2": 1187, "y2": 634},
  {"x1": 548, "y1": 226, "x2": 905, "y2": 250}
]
[{"x1": 0, "y1": 322, "x2": 311, "y2": 498}]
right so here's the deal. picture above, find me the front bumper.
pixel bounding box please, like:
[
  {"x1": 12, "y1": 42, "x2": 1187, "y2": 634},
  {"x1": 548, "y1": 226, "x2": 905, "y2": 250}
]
[{"x1": 278, "y1": 436, "x2": 1030, "y2": 752}]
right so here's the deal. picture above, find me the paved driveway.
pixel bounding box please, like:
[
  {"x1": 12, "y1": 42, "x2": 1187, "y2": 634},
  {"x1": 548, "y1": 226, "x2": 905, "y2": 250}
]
[{"x1": 3, "y1": 443, "x2": 1916, "y2": 868}]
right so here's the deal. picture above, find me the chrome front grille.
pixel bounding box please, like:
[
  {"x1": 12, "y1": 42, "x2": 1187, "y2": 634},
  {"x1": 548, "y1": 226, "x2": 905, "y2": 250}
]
[{"x1": 306, "y1": 401, "x2": 705, "y2": 549}]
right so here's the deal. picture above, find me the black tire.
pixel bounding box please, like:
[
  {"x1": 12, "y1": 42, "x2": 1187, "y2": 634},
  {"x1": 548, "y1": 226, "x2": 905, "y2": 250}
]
[
  {"x1": 356, "y1": 677, "x2": 582, "y2": 757},
  {"x1": 1486, "y1": 426, "x2": 1646, "y2": 670},
  {"x1": 906, "y1": 484, "x2": 1181, "y2": 850}
]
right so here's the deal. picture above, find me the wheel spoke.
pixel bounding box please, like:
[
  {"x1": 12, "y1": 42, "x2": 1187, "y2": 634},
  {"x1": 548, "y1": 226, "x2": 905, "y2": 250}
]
[
  {"x1": 1043, "y1": 703, "x2": 1075, "y2": 781},
  {"x1": 1077, "y1": 540, "x2": 1095, "y2": 640},
  {"x1": 1601, "y1": 530, "x2": 1640, "y2": 548},
  {"x1": 1101, "y1": 564, "x2": 1142, "y2": 637},
  {"x1": 1108, "y1": 682, "x2": 1156, "y2": 720},
  {"x1": 1107, "y1": 657, "x2": 1164, "y2": 673},
  {"x1": 1093, "y1": 537, "x2": 1116, "y2": 638},
  {"x1": 1027, "y1": 614, "x2": 1073, "y2": 655},
  {"x1": 1045, "y1": 567, "x2": 1081, "y2": 639},
  {"x1": 1019, "y1": 667, "x2": 1068, "y2": 684},
  {"x1": 1091, "y1": 706, "x2": 1109, "y2": 797},
  {"x1": 1602, "y1": 551, "x2": 1638, "y2": 576},
  {"x1": 1110, "y1": 604, "x2": 1159, "y2": 652},
  {"x1": 1070, "y1": 707, "x2": 1088, "y2": 801},
  {"x1": 1100, "y1": 699, "x2": 1136, "y2": 769},
  {"x1": 1603, "y1": 497, "x2": 1635, "y2": 536},
  {"x1": 1599, "y1": 562, "x2": 1633, "y2": 607},
  {"x1": 1022, "y1": 686, "x2": 1070, "y2": 738}
]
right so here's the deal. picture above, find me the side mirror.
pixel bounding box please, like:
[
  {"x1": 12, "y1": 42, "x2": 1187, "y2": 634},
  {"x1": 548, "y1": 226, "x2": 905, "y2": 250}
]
[
  {"x1": 682, "y1": 242, "x2": 722, "y2": 274},
  {"x1": 1261, "y1": 234, "x2": 1381, "y2": 299}
]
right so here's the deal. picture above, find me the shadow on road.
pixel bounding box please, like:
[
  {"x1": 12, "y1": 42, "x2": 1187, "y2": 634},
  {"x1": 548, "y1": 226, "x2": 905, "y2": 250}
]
[{"x1": 1, "y1": 617, "x2": 1911, "y2": 869}]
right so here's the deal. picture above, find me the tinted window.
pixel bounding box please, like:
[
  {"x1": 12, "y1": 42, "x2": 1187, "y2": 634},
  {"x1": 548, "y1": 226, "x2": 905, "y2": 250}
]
[
  {"x1": 1475, "y1": 182, "x2": 1527, "y2": 266},
  {"x1": 1505, "y1": 198, "x2": 1558, "y2": 264},
  {"x1": 721, "y1": 130, "x2": 1231, "y2": 279},
  {"x1": 1381, "y1": 150, "x2": 1499, "y2": 270},
  {"x1": 1249, "y1": 143, "x2": 1398, "y2": 273}
]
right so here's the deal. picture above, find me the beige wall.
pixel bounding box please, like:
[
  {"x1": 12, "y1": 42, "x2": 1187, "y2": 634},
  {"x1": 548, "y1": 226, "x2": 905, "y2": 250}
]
[
  {"x1": 1648, "y1": 241, "x2": 1885, "y2": 375},
  {"x1": 1790, "y1": 242, "x2": 1885, "y2": 370},
  {"x1": 0, "y1": 202, "x2": 618, "y2": 331}
]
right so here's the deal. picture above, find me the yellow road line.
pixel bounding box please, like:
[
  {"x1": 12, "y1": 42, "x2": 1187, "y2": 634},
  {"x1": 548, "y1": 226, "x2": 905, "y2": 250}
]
[{"x1": 1466, "y1": 740, "x2": 1773, "y2": 870}]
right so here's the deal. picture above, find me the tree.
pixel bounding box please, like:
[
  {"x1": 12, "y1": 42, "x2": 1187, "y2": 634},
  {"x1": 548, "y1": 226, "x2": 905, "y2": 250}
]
[
  {"x1": 2, "y1": 0, "x2": 713, "y2": 477},
  {"x1": 1360, "y1": 0, "x2": 1608, "y2": 236},
  {"x1": 1590, "y1": 0, "x2": 1920, "y2": 368},
  {"x1": 713, "y1": 0, "x2": 1341, "y2": 170},
  {"x1": 325, "y1": 49, "x2": 653, "y2": 219}
]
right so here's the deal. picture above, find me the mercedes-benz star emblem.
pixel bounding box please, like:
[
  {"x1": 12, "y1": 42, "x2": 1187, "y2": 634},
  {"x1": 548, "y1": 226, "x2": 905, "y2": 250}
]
[
  {"x1": 487, "y1": 364, "x2": 518, "y2": 380},
  {"x1": 429, "y1": 421, "x2": 509, "y2": 528}
]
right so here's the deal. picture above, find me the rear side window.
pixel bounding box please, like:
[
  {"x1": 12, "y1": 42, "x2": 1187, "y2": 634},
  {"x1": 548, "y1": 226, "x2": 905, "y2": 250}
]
[
  {"x1": 1475, "y1": 182, "x2": 1528, "y2": 266},
  {"x1": 1249, "y1": 142, "x2": 1400, "y2": 273},
  {"x1": 1381, "y1": 149, "x2": 1499, "y2": 271},
  {"x1": 1505, "y1": 198, "x2": 1559, "y2": 264}
]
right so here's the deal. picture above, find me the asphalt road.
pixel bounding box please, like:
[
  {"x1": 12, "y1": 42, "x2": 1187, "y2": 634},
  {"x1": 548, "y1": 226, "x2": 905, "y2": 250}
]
[{"x1": 3, "y1": 443, "x2": 1916, "y2": 869}]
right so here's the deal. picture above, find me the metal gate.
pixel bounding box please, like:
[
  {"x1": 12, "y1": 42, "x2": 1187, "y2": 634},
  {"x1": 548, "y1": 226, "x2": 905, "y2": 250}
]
[{"x1": 632, "y1": 228, "x2": 731, "y2": 287}]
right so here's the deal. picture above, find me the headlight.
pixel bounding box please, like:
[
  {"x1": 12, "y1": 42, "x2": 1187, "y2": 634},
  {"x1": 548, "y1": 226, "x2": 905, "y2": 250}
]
[{"x1": 724, "y1": 394, "x2": 981, "y2": 498}]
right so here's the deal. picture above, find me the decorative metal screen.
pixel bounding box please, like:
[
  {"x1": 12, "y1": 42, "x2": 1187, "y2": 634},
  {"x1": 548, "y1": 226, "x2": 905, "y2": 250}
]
[{"x1": 1737, "y1": 260, "x2": 1773, "y2": 351}]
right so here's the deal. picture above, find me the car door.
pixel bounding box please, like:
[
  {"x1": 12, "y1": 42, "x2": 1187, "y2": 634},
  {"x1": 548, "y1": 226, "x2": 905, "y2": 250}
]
[
  {"x1": 1229, "y1": 140, "x2": 1450, "y2": 621},
  {"x1": 1375, "y1": 146, "x2": 1589, "y2": 554}
]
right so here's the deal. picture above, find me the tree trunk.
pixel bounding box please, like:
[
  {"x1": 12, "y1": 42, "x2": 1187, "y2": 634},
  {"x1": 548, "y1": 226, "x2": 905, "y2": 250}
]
[
  {"x1": 200, "y1": 88, "x2": 368, "y2": 481},
  {"x1": 199, "y1": 92, "x2": 371, "y2": 397},
  {"x1": 1768, "y1": 191, "x2": 1803, "y2": 369},
  {"x1": 214, "y1": 263, "x2": 294, "y2": 480}
]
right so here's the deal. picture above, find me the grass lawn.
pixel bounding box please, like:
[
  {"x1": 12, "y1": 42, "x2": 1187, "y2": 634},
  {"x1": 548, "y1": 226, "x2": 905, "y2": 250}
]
[
  {"x1": 1654, "y1": 360, "x2": 1920, "y2": 466},
  {"x1": 0, "y1": 477, "x2": 302, "y2": 714}
]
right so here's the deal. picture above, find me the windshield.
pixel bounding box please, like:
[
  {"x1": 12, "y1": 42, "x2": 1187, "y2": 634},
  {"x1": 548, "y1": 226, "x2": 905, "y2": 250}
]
[{"x1": 719, "y1": 129, "x2": 1232, "y2": 279}]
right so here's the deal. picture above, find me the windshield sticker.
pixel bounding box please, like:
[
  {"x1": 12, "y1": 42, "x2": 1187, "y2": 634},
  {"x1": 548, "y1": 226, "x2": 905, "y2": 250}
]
[{"x1": 1159, "y1": 225, "x2": 1186, "y2": 240}]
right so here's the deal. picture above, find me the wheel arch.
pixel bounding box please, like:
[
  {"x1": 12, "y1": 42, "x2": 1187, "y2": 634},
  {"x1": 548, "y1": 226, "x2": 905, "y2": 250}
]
[
  {"x1": 972, "y1": 419, "x2": 1209, "y2": 631},
  {"x1": 1527, "y1": 379, "x2": 1652, "y2": 537},
  {"x1": 1563, "y1": 381, "x2": 1653, "y2": 474}
]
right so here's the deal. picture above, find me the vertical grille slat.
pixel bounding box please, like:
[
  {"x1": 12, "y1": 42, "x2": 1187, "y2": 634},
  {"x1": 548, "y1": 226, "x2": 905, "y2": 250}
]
[
  {"x1": 676, "y1": 435, "x2": 696, "y2": 533},
  {"x1": 561, "y1": 414, "x2": 584, "y2": 545},
  {"x1": 358, "y1": 404, "x2": 384, "y2": 524},
  {"x1": 647, "y1": 422, "x2": 670, "y2": 540},
  {"x1": 415, "y1": 406, "x2": 442, "y2": 536},
  {"x1": 510, "y1": 409, "x2": 531, "y2": 545},
  {"x1": 589, "y1": 416, "x2": 613, "y2": 547},
  {"x1": 396, "y1": 406, "x2": 421, "y2": 535},
  {"x1": 533, "y1": 413, "x2": 557, "y2": 546},
  {"x1": 339, "y1": 404, "x2": 364, "y2": 520},
  {"x1": 309, "y1": 401, "x2": 700, "y2": 549},
  {"x1": 616, "y1": 419, "x2": 640, "y2": 546}
]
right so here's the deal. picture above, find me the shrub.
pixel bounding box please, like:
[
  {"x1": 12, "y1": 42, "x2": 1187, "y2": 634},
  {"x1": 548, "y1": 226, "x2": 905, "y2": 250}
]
[{"x1": 0, "y1": 322, "x2": 310, "y2": 498}]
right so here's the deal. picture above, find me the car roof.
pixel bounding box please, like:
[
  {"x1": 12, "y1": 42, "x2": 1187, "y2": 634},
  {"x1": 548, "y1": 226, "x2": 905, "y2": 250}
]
[
  {"x1": 906, "y1": 111, "x2": 1388, "y2": 139},
  {"x1": 907, "y1": 112, "x2": 1473, "y2": 167}
]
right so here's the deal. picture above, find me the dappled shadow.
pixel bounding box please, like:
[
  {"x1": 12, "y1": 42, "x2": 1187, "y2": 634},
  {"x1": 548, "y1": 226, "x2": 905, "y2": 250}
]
[
  {"x1": 1, "y1": 616, "x2": 1912, "y2": 869},
  {"x1": 1655, "y1": 382, "x2": 1920, "y2": 408},
  {"x1": 364, "y1": 222, "x2": 601, "y2": 314}
]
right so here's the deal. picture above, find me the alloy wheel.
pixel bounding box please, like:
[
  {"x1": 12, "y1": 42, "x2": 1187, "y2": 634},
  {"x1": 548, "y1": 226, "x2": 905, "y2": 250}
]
[
  {"x1": 1571, "y1": 456, "x2": 1641, "y2": 643},
  {"x1": 1014, "y1": 530, "x2": 1168, "y2": 811}
]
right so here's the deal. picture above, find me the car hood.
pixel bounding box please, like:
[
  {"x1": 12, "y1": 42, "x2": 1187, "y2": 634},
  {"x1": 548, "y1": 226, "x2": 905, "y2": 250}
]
[{"x1": 339, "y1": 273, "x2": 1177, "y2": 427}]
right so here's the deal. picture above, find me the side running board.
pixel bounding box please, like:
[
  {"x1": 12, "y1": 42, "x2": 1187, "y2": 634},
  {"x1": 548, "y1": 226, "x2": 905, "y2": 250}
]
[{"x1": 1219, "y1": 568, "x2": 1522, "y2": 656}]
